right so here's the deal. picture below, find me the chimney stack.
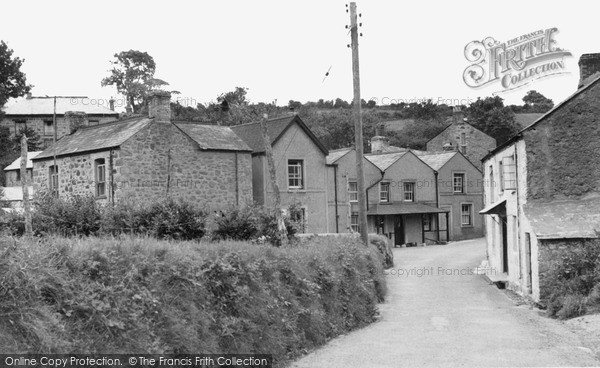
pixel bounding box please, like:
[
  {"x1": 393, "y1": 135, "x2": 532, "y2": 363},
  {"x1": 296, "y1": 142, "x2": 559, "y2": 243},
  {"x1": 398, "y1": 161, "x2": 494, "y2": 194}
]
[
  {"x1": 453, "y1": 106, "x2": 464, "y2": 124},
  {"x1": 370, "y1": 135, "x2": 389, "y2": 154},
  {"x1": 26, "y1": 93, "x2": 32, "y2": 99},
  {"x1": 578, "y1": 53, "x2": 600, "y2": 88},
  {"x1": 148, "y1": 90, "x2": 171, "y2": 122},
  {"x1": 109, "y1": 98, "x2": 115, "y2": 111},
  {"x1": 65, "y1": 111, "x2": 88, "y2": 134}
]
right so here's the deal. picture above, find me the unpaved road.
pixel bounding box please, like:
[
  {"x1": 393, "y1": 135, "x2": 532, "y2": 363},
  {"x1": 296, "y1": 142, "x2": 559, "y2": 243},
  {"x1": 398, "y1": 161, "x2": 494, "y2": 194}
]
[{"x1": 290, "y1": 238, "x2": 600, "y2": 367}]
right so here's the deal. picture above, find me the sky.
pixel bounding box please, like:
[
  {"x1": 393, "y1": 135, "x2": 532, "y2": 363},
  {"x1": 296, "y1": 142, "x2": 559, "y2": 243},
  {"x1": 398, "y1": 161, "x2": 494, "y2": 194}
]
[{"x1": 0, "y1": 0, "x2": 595, "y2": 112}]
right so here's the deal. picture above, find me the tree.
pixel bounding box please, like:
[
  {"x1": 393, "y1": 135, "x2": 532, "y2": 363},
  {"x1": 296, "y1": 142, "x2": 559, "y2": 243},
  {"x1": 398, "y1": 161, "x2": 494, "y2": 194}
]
[
  {"x1": 13, "y1": 127, "x2": 42, "y2": 152},
  {"x1": 466, "y1": 96, "x2": 521, "y2": 145},
  {"x1": 101, "y1": 50, "x2": 157, "y2": 113},
  {"x1": 0, "y1": 40, "x2": 32, "y2": 108},
  {"x1": 522, "y1": 90, "x2": 554, "y2": 113},
  {"x1": 0, "y1": 126, "x2": 18, "y2": 186}
]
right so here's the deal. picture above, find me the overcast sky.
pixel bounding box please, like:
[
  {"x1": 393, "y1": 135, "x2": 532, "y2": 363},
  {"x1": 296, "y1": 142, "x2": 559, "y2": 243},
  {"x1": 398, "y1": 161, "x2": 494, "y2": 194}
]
[{"x1": 1, "y1": 0, "x2": 595, "y2": 111}]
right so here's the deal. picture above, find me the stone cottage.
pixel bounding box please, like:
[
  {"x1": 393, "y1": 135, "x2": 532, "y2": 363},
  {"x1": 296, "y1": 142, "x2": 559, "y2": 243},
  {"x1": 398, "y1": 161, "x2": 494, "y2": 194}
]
[
  {"x1": 1, "y1": 151, "x2": 41, "y2": 209},
  {"x1": 31, "y1": 91, "x2": 253, "y2": 209},
  {"x1": 426, "y1": 108, "x2": 496, "y2": 169},
  {"x1": 231, "y1": 115, "x2": 331, "y2": 234},
  {"x1": 480, "y1": 53, "x2": 600, "y2": 303},
  {"x1": 1, "y1": 95, "x2": 119, "y2": 148}
]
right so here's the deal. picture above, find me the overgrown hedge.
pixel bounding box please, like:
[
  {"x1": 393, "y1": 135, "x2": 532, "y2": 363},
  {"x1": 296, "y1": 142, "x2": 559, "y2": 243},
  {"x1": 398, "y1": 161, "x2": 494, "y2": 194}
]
[
  {"x1": 0, "y1": 236, "x2": 386, "y2": 365},
  {"x1": 543, "y1": 239, "x2": 600, "y2": 319}
]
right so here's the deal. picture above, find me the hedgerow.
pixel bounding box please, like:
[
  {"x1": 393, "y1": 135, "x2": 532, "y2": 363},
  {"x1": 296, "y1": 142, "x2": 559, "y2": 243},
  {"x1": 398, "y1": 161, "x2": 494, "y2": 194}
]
[{"x1": 0, "y1": 235, "x2": 386, "y2": 365}]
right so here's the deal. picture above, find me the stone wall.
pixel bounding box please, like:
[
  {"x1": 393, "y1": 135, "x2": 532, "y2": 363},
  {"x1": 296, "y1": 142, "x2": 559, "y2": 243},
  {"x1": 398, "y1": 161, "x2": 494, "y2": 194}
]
[
  {"x1": 115, "y1": 121, "x2": 253, "y2": 209},
  {"x1": 524, "y1": 81, "x2": 600, "y2": 200},
  {"x1": 427, "y1": 122, "x2": 496, "y2": 169}
]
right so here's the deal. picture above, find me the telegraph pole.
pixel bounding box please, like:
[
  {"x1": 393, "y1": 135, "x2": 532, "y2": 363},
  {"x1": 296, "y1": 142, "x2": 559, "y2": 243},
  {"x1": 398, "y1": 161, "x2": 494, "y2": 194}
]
[
  {"x1": 348, "y1": 2, "x2": 368, "y2": 245},
  {"x1": 20, "y1": 135, "x2": 32, "y2": 237}
]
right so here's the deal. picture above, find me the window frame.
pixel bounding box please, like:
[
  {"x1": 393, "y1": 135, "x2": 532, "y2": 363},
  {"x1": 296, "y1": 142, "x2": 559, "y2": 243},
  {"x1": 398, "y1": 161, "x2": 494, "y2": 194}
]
[
  {"x1": 423, "y1": 213, "x2": 433, "y2": 231},
  {"x1": 348, "y1": 181, "x2": 358, "y2": 202},
  {"x1": 95, "y1": 158, "x2": 106, "y2": 198},
  {"x1": 379, "y1": 182, "x2": 390, "y2": 203},
  {"x1": 49, "y1": 165, "x2": 59, "y2": 197},
  {"x1": 403, "y1": 181, "x2": 415, "y2": 202},
  {"x1": 453, "y1": 172, "x2": 465, "y2": 194},
  {"x1": 460, "y1": 203, "x2": 473, "y2": 227},
  {"x1": 287, "y1": 159, "x2": 304, "y2": 190},
  {"x1": 350, "y1": 212, "x2": 359, "y2": 232},
  {"x1": 43, "y1": 120, "x2": 54, "y2": 136}
]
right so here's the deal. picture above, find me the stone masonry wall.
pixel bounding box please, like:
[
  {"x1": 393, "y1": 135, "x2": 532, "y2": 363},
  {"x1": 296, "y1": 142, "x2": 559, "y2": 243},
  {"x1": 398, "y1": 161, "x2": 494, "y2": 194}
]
[
  {"x1": 115, "y1": 122, "x2": 252, "y2": 209},
  {"x1": 524, "y1": 81, "x2": 600, "y2": 200}
]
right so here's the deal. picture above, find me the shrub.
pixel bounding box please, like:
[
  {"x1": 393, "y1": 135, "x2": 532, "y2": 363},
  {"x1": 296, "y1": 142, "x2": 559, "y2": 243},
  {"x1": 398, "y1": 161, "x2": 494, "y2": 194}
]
[
  {"x1": 368, "y1": 233, "x2": 394, "y2": 268},
  {"x1": 211, "y1": 205, "x2": 296, "y2": 246},
  {"x1": 33, "y1": 191, "x2": 102, "y2": 236}
]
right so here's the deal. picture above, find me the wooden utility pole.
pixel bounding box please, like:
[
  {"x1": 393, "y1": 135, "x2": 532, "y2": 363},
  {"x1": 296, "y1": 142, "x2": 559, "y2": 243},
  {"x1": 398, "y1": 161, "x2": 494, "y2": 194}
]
[
  {"x1": 260, "y1": 114, "x2": 288, "y2": 246},
  {"x1": 349, "y1": 2, "x2": 368, "y2": 245},
  {"x1": 20, "y1": 135, "x2": 33, "y2": 237}
]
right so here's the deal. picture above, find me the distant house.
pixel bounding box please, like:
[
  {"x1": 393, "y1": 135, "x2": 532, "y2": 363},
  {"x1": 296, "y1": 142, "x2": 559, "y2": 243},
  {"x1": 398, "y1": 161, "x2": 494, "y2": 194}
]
[
  {"x1": 480, "y1": 53, "x2": 600, "y2": 303},
  {"x1": 231, "y1": 115, "x2": 331, "y2": 234},
  {"x1": 416, "y1": 151, "x2": 484, "y2": 241},
  {"x1": 1, "y1": 151, "x2": 42, "y2": 209},
  {"x1": 31, "y1": 91, "x2": 253, "y2": 209},
  {"x1": 1, "y1": 95, "x2": 119, "y2": 148},
  {"x1": 426, "y1": 108, "x2": 496, "y2": 169}
]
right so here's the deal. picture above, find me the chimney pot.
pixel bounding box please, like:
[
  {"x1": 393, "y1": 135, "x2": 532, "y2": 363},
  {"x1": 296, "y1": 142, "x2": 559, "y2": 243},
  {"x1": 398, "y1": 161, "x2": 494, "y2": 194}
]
[
  {"x1": 578, "y1": 53, "x2": 600, "y2": 88},
  {"x1": 148, "y1": 90, "x2": 172, "y2": 122}
]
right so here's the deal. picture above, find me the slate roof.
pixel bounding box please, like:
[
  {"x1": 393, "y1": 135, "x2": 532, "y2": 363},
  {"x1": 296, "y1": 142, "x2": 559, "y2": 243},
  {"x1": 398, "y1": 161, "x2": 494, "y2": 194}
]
[
  {"x1": 231, "y1": 115, "x2": 328, "y2": 155},
  {"x1": 3, "y1": 152, "x2": 43, "y2": 171},
  {"x1": 174, "y1": 123, "x2": 251, "y2": 152},
  {"x1": 367, "y1": 202, "x2": 449, "y2": 216},
  {"x1": 33, "y1": 117, "x2": 152, "y2": 160},
  {"x1": 365, "y1": 152, "x2": 408, "y2": 171},
  {"x1": 326, "y1": 148, "x2": 352, "y2": 165},
  {"x1": 523, "y1": 197, "x2": 600, "y2": 239},
  {"x1": 2, "y1": 97, "x2": 119, "y2": 116},
  {"x1": 415, "y1": 151, "x2": 458, "y2": 171}
]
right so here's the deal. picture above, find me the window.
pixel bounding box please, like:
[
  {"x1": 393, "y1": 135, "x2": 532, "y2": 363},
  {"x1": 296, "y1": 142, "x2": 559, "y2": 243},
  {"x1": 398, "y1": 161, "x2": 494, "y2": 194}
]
[
  {"x1": 380, "y1": 182, "x2": 390, "y2": 203},
  {"x1": 461, "y1": 204, "x2": 473, "y2": 226},
  {"x1": 403, "y1": 182, "x2": 415, "y2": 202},
  {"x1": 290, "y1": 207, "x2": 306, "y2": 233},
  {"x1": 489, "y1": 166, "x2": 495, "y2": 202},
  {"x1": 287, "y1": 159, "x2": 304, "y2": 189},
  {"x1": 88, "y1": 120, "x2": 100, "y2": 126},
  {"x1": 95, "y1": 159, "x2": 106, "y2": 197},
  {"x1": 453, "y1": 173, "x2": 465, "y2": 193},
  {"x1": 460, "y1": 133, "x2": 467, "y2": 154},
  {"x1": 423, "y1": 214, "x2": 433, "y2": 231},
  {"x1": 350, "y1": 212, "x2": 359, "y2": 232},
  {"x1": 14, "y1": 120, "x2": 26, "y2": 134},
  {"x1": 348, "y1": 181, "x2": 358, "y2": 202},
  {"x1": 502, "y1": 155, "x2": 517, "y2": 190},
  {"x1": 49, "y1": 165, "x2": 59, "y2": 197},
  {"x1": 44, "y1": 120, "x2": 54, "y2": 136},
  {"x1": 16, "y1": 170, "x2": 21, "y2": 182}
]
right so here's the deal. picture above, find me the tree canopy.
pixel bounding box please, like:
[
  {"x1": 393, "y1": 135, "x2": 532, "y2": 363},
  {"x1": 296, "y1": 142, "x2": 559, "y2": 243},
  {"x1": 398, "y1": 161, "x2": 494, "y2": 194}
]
[
  {"x1": 0, "y1": 40, "x2": 32, "y2": 108},
  {"x1": 101, "y1": 50, "x2": 157, "y2": 113}
]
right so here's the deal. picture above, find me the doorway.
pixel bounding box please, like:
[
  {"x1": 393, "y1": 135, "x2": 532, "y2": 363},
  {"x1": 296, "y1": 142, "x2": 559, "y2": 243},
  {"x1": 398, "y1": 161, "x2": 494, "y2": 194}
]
[
  {"x1": 394, "y1": 215, "x2": 405, "y2": 246},
  {"x1": 501, "y1": 216, "x2": 508, "y2": 274}
]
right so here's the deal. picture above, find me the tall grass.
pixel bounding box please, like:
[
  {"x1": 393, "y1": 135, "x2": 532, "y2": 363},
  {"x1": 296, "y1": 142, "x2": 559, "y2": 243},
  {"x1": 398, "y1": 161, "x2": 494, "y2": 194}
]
[{"x1": 0, "y1": 235, "x2": 386, "y2": 365}]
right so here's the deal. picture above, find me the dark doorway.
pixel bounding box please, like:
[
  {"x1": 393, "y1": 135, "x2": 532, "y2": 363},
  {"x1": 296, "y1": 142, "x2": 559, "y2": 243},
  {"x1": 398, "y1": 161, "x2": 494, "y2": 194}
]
[
  {"x1": 501, "y1": 216, "x2": 508, "y2": 274},
  {"x1": 394, "y1": 215, "x2": 405, "y2": 246}
]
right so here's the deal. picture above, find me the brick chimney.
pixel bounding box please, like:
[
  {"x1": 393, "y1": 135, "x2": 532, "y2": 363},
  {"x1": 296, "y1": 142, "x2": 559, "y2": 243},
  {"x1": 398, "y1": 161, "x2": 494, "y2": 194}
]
[
  {"x1": 148, "y1": 90, "x2": 171, "y2": 122},
  {"x1": 65, "y1": 111, "x2": 88, "y2": 134},
  {"x1": 578, "y1": 53, "x2": 600, "y2": 88}
]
